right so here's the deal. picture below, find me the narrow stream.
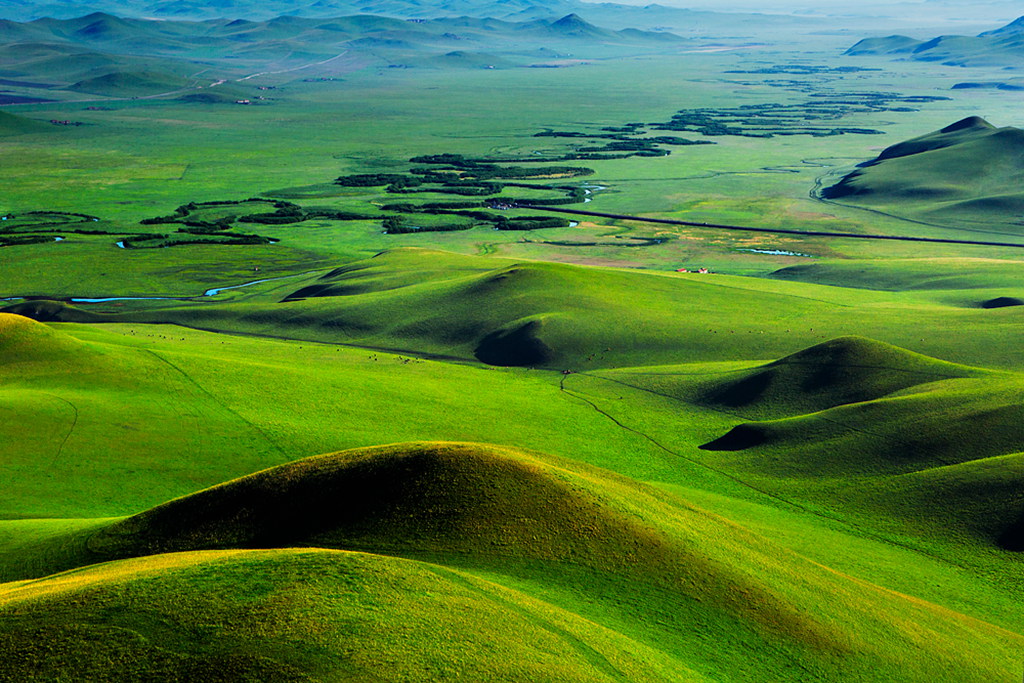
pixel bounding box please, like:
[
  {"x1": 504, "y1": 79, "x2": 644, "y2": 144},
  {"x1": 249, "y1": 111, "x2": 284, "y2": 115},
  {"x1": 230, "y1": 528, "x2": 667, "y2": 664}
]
[{"x1": 2, "y1": 271, "x2": 320, "y2": 305}]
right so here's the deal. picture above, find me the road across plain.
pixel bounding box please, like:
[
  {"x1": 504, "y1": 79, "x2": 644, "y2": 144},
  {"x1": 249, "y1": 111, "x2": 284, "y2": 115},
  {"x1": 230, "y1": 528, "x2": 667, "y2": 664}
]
[{"x1": 517, "y1": 205, "x2": 1024, "y2": 249}]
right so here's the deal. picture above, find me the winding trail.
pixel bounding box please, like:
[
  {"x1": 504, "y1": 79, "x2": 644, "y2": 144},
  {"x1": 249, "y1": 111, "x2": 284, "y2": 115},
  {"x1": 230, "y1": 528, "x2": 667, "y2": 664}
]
[
  {"x1": 236, "y1": 51, "x2": 349, "y2": 81},
  {"x1": 42, "y1": 393, "x2": 79, "y2": 468},
  {"x1": 144, "y1": 349, "x2": 288, "y2": 460}
]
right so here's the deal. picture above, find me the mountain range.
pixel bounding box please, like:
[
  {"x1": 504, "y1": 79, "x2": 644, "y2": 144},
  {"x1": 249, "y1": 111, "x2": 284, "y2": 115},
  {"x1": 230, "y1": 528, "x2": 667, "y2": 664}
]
[
  {"x1": 0, "y1": 0, "x2": 818, "y2": 33},
  {"x1": 846, "y1": 14, "x2": 1024, "y2": 67},
  {"x1": 0, "y1": 10, "x2": 690, "y2": 93}
]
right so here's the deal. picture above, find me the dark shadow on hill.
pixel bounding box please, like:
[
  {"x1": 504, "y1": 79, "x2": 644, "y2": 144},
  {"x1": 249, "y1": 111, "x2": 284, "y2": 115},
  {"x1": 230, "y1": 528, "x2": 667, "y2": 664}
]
[
  {"x1": 981, "y1": 296, "x2": 1024, "y2": 309},
  {"x1": 699, "y1": 424, "x2": 770, "y2": 451},
  {"x1": 474, "y1": 318, "x2": 553, "y2": 367},
  {"x1": 997, "y1": 513, "x2": 1024, "y2": 551},
  {"x1": 1, "y1": 300, "x2": 103, "y2": 323},
  {"x1": 704, "y1": 371, "x2": 772, "y2": 409}
]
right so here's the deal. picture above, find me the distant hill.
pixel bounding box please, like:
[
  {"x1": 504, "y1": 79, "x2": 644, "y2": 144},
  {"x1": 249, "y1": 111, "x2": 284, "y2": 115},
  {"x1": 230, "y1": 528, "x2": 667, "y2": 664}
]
[
  {"x1": 0, "y1": 110, "x2": 48, "y2": 135},
  {"x1": 820, "y1": 116, "x2": 1024, "y2": 233},
  {"x1": 845, "y1": 15, "x2": 1024, "y2": 67},
  {"x1": 68, "y1": 70, "x2": 189, "y2": 96},
  {"x1": 0, "y1": 0, "x2": 820, "y2": 34},
  {"x1": 0, "y1": 10, "x2": 688, "y2": 89}
]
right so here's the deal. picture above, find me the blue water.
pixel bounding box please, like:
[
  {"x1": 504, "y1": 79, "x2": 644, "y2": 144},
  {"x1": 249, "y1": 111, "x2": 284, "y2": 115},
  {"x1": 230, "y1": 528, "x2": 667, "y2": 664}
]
[
  {"x1": 739, "y1": 248, "x2": 813, "y2": 257},
  {"x1": 62, "y1": 271, "x2": 316, "y2": 304},
  {"x1": 203, "y1": 273, "x2": 301, "y2": 297},
  {"x1": 71, "y1": 296, "x2": 179, "y2": 303}
]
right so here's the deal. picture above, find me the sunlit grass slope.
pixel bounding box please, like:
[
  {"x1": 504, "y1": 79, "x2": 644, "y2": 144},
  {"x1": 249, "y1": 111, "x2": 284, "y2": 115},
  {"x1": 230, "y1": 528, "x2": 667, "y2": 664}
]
[
  {"x1": 823, "y1": 117, "x2": 1024, "y2": 231},
  {"x1": 695, "y1": 374, "x2": 1024, "y2": 560},
  {"x1": 3, "y1": 442, "x2": 1021, "y2": 682},
  {"x1": 600, "y1": 335, "x2": 1024, "y2": 560},
  {"x1": 658, "y1": 338, "x2": 1024, "y2": 557},
  {"x1": 0, "y1": 548, "x2": 696, "y2": 683},
  {"x1": 769, "y1": 257, "x2": 1024, "y2": 308},
  {"x1": 0, "y1": 312, "x2": 739, "y2": 520},
  {"x1": 13, "y1": 247, "x2": 1024, "y2": 371},
  {"x1": 702, "y1": 376, "x2": 1024, "y2": 478},
  {"x1": 0, "y1": 312, "x2": 93, "y2": 365}
]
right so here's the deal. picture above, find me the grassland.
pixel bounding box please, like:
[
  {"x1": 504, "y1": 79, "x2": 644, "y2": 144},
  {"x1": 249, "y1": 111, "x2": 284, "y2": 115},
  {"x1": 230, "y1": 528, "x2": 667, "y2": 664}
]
[
  {"x1": 3, "y1": 311, "x2": 1024, "y2": 680},
  {"x1": 4, "y1": 8, "x2": 1024, "y2": 680}
]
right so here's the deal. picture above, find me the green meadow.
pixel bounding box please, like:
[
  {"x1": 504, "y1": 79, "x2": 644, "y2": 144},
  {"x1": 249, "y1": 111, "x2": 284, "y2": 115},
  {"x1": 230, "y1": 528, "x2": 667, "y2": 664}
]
[{"x1": 3, "y1": 6, "x2": 1024, "y2": 680}]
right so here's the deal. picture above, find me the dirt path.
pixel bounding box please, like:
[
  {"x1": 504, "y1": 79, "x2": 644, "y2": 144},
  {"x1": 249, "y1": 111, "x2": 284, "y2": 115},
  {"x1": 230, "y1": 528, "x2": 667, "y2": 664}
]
[{"x1": 236, "y1": 51, "x2": 349, "y2": 82}]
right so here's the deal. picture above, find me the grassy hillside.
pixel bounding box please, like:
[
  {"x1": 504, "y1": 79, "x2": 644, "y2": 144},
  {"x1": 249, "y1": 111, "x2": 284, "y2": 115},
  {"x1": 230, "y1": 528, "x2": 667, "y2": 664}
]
[
  {"x1": 678, "y1": 336, "x2": 981, "y2": 420},
  {"x1": 12, "y1": 247, "x2": 1024, "y2": 372},
  {"x1": 5, "y1": 10, "x2": 1024, "y2": 679},
  {"x1": 1, "y1": 309, "x2": 1024, "y2": 679},
  {"x1": 67, "y1": 70, "x2": 190, "y2": 96},
  {"x1": 0, "y1": 111, "x2": 48, "y2": 136},
  {"x1": 3, "y1": 442, "x2": 1022, "y2": 682},
  {"x1": 821, "y1": 117, "x2": 1024, "y2": 233},
  {"x1": 0, "y1": 548, "x2": 695, "y2": 682}
]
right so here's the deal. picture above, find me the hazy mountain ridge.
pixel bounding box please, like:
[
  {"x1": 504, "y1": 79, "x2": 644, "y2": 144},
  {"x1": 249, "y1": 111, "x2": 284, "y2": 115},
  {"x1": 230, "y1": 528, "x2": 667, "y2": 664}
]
[
  {"x1": 0, "y1": 10, "x2": 690, "y2": 90},
  {"x1": 0, "y1": 0, "x2": 823, "y2": 34},
  {"x1": 846, "y1": 15, "x2": 1024, "y2": 67}
]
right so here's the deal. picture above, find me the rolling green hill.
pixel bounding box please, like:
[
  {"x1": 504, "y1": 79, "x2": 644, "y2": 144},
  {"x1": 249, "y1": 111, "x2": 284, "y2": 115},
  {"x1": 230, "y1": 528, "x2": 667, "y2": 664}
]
[
  {"x1": 821, "y1": 117, "x2": 1024, "y2": 232},
  {"x1": 767, "y1": 258, "x2": 1024, "y2": 308},
  {"x1": 0, "y1": 312, "x2": 93, "y2": 364},
  {"x1": 693, "y1": 336, "x2": 982, "y2": 419},
  {"x1": 11, "y1": 247, "x2": 1024, "y2": 373},
  {"x1": 3, "y1": 440, "x2": 1021, "y2": 682},
  {"x1": 67, "y1": 69, "x2": 190, "y2": 96},
  {"x1": 0, "y1": 548, "x2": 695, "y2": 682},
  {"x1": 4, "y1": 11, "x2": 1024, "y2": 676},
  {"x1": 0, "y1": 110, "x2": 48, "y2": 136},
  {"x1": 2, "y1": 307, "x2": 1024, "y2": 679},
  {"x1": 596, "y1": 334, "x2": 1024, "y2": 566}
]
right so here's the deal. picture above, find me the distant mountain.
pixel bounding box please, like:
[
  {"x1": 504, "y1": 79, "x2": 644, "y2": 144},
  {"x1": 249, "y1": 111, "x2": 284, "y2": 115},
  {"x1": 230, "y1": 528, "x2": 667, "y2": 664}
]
[
  {"x1": 0, "y1": 0, "x2": 821, "y2": 35},
  {"x1": 821, "y1": 116, "x2": 1024, "y2": 232},
  {"x1": 0, "y1": 0, "x2": 568, "y2": 22},
  {"x1": 979, "y1": 15, "x2": 1024, "y2": 36},
  {"x1": 845, "y1": 15, "x2": 1024, "y2": 67},
  {"x1": 0, "y1": 11, "x2": 686, "y2": 61},
  {"x1": 0, "y1": 11, "x2": 690, "y2": 92}
]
